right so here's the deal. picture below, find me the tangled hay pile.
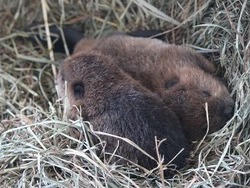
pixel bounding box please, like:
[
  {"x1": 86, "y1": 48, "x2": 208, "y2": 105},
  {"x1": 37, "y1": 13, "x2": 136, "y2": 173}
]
[{"x1": 0, "y1": 0, "x2": 249, "y2": 187}]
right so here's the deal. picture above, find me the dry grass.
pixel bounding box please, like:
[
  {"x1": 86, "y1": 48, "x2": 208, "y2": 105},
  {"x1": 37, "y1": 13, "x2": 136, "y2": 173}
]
[{"x1": 0, "y1": 0, "x2": 249, "y2": 187}]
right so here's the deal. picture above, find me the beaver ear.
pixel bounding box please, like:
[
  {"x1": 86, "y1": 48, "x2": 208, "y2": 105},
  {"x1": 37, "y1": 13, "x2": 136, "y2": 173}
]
[
  {"x1": 72, "y1": 81, "x2": 85, "y2": 100},
  {"x1": 164, "y1": 78, "x2": 179, "y2": 89},
  {"x1": 201, "y1": 90, "x2": 211, "y2": 97}
]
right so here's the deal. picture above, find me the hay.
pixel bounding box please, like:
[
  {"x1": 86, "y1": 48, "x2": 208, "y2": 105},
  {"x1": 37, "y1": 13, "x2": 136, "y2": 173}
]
[{"x1": 0, "y1": 0, "x2": 249, "y2": 187}]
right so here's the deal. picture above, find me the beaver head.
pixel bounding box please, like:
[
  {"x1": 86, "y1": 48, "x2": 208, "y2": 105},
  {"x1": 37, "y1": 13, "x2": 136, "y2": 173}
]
[{"x1": 155, "y1": 65, "x2": 234, "y2": 141}]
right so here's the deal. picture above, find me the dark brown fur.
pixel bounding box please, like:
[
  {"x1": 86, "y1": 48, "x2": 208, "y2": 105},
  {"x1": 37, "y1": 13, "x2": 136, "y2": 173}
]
[
  {"x1": 73, "y1": 35, "x2": 234, "y2": 141},
  {"x1": 57, "y1": 51, "x2": 190, "y2": 173}
]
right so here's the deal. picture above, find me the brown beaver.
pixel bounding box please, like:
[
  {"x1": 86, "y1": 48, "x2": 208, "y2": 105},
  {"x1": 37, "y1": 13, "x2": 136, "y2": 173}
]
[
  {"x1": 31, "y1": 26, "x2": 234, "y2": 141},
  {"x1": 57, "y1": 51, "x2": 190, "y2": 173},
  {"x1": 73, "y1": 35, "x2": 234, "y2": 141}
]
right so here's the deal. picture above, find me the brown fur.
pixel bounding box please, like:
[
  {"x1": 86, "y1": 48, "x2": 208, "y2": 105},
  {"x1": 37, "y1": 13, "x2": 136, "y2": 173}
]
[
  {"x1": 74, "y1": 38, "x2": 96, "y2": 54},
  {"x1": 57, "y1": 51, "x2": 190, "y2": 173},
  {"x1": 73, "y1": 35, "x2": 234, "y2": 141}
]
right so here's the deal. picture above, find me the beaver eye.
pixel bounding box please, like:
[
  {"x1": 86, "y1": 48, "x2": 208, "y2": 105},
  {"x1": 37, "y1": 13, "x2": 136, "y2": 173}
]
[
  {"x1": 165, "y1": 78, "x2": 179, "y2": 89},
  {"x1": 72, "y1": 82, "x2": 85, "y2": 99},
  {"x1": 202, "y1": 90, "x2": 211, "y2": 97}
]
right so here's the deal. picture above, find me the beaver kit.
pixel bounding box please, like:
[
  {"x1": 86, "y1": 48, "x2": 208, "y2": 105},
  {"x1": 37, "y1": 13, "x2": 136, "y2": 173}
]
[{"x1": 33, "y1": 27, "x2": 234, "y2": 175}]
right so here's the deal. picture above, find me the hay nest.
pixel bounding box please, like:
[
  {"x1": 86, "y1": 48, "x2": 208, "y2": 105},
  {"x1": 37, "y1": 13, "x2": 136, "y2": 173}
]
[{"x1": 0, "y1": 0, "x2": 249, "y2": 187}]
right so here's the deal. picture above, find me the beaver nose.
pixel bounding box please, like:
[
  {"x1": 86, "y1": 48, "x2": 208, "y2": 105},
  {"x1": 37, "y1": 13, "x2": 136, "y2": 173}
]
[{"x1": 223, "y1": 105, "x2": 234, "y2": 120}]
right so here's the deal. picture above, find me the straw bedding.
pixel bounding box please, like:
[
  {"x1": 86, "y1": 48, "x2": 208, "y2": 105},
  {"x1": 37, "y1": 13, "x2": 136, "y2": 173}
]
[{"x1": 0, "y1": 0, "x2": 249, "y2": 187}]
